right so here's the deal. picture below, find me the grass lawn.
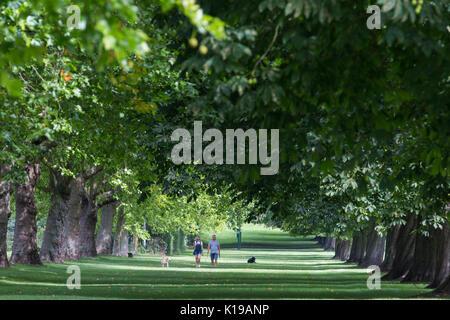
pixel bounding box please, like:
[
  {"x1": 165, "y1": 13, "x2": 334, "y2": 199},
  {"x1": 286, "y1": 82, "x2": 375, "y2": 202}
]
[{"x1": 0, "y1": 224, "x2": 444, "y2": 300}]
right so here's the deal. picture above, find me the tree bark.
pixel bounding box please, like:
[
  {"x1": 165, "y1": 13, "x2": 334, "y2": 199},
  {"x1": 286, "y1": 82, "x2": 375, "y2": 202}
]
[
  {"x1": 78, "y1": 199, "x2": 98, "y2": 258},
  {"x1": 131, "y1": 235, "x2": 138, "y2": 255},
  {"x1": 59, "y1": 176, "x2": 86, "y2": 261},
  {"x1": 112, "y1": 206, "x2": 127, "y2": 256},
  {"x1": 402, "y1": 228, "x2": 438, "y2": 283},
  {"x1": 0, "y1": 164, "x2": 12, "y2": 268},
  {"x1": 40, "y1": 171, "x2": 72, "y2": 263},
  {"x1": 435, "y1": 275, "x2": 450, "y2": 294},
  {"x1": 428, "y1": 223, "x2": 450, "y2": 288},
  {"x1": 382, "y1": 214, "x2": 417, "y2": 280},
  {"x1": 359, "y1": 218, "x2": 385, "y2": 268},
  {"x1": 380, "y1": 224, "x2": 401, "y2": 272},
  {"x1": 10, "y1": 164, "x2": 42, "y2": 265},
  {"x1": 323, "y1": 236, "x2": 336, "y2": 251},
  {"x1": 96, "y1": 201, "x2": 118, "y2": 255},
  {"x1": 333, "y1": 239, "x2": 343, "y2": 259},
  {"x1": 347, "y1": 232, "x2": 365, "y2": 264},
  {"x1": 338, "y1": 240, "x2": 351, "y2": 261},
  {"x1": 119, "y1": 229, "x2": 129, "y2": 256}
]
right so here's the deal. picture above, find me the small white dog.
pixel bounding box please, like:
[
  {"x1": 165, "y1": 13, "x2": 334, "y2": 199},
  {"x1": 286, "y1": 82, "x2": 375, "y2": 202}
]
[{"x1": 161, "y1": 256, "x2": 172, "y2": 268}]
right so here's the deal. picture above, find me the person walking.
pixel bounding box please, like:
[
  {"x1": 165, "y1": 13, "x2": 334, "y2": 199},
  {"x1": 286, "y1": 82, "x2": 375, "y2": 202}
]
[
  {"x1": 192, "y1": 236, "x2": 204, "y2": 268},
  {"x1": 207, "y1": 234, "x2": 220, "y2": 267}
]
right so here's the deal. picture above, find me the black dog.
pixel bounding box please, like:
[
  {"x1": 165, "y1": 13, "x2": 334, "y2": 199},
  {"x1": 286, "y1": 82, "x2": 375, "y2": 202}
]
[
  {"x1": 128, "y1": 253, "x2": 133, "y2": 258},
  {"x1": 247, "y1": 256, "x2": 256, "y2": 263}
]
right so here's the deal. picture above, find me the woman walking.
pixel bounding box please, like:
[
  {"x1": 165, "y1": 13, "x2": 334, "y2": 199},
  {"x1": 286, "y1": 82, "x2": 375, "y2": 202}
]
[{"x1": 192, "y1": 236, "x2": 204, "y2": 268}]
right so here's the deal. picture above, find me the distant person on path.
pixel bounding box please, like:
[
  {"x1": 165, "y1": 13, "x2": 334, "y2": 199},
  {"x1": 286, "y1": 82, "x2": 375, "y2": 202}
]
[
  {"x1": 207, "y1": 235, "x2": 221, "y2": 267},
  {"x1": 191, "y1": 236, "x2": 204, "y2": 268}
]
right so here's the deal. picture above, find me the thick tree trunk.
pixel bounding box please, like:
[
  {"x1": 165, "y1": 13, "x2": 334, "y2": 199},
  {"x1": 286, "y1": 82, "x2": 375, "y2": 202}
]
[
  {"x1": 0, "y1": 164, "x2": 12, "y2": 268},
  {"x1": 383, "y1": 214, "x2": 417, "y2": 280},
  {"x1": 112, "y1": 206, "x2": 127, "y2": 256},
  {"x1": 96, "y1": 202, "x2": 118, "y2": 255},
  {"x1": 59, "y1": 176, "x2": 86, "y2": 261},
  {"x1": 333, "y1": 239, "x2": 343, "y2": 259},
  {"x1": 323, "y1": 237, "x2": 336, "y2": 251},
  {"x1": 402, "y1": 230, "x2": 437, "y2": 283},
  {"x1": 40, "y1": 171, "x2": 72, "y2": 263},
  {"x1": 10, "y1": 164, "x2": 42, "y2": 265},
  {"x1": 347, "y1": 232, "x2": 365, "y2": 263},
  {"x1": 428, "y1": 223, "x2": 450, "y2": 288},
  {"x1": 380, "y1": 225, "x2": 401, "y2": 272},
  {"x1": 359, "y1": 218, "x2": 385, "y2": 268},
  {"x1": 78, "y1": 200, "x2": 98, "y2": 258},
  {"x1": 338, "y1": 240, "x2": 351, "y2": 261}
]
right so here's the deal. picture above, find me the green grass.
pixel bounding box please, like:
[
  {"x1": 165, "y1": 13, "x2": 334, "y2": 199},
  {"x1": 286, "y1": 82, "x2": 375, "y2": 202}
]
[{"x1": 0, "y1": 224, "x2": 444, "y2": 300}]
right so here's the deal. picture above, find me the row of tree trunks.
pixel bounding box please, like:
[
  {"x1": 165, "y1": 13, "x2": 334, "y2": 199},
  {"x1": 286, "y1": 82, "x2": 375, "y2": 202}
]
[
  {"x1": 359, "y1": 218, "x2": 385, "y2": 268},
  {"x1": 382, "y1": 214, "x2": 417, "y2": 280},
  {"x1": 112, "y1": 206, "x2": 128, "y2": 256},
  {"x1": 0, "y1": 164, "x2": 12, "y2": 268},
  {"x1": 10, "y1": 164, "x2": 42, "y2": 265},
  {"x1": 333, "y1": 239, "x2": 351, "y2": 261},
  {"x1": 96, "y1": 202, "x2": 118, "y2": 255}
]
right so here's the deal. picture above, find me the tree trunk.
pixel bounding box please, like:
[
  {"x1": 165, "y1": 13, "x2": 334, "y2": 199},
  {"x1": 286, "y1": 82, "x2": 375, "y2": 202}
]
[
  {"x1": 0, "y1": 164, "x2": 12, "y2": 268},
  {"x1": 59, "y1": 176, "x2": 86, "y2": 261},
  {"x1": 40, "y1": 171, "x2": 72, "y2": 263},
  {"x1": 382, "y1": 214, "x2": 417, "y2": 280},
  {"x1": 380, "y1": 224, "x2": 401, "y2": 272},
  {"x1": 78, "y1": 200, "x2": 98, "y2": 258},
  {"x1": 131, "y1": 235, "x2": 138, "y2": 255},
  {"x1": 96, "y1": 202, "x2": 118, "y2": 255},
  {"x1": 118, "y1": 229, "x2": 129, "y2": 256},
  {"x1": 323, "y1": 236, "x2": 336, "y2": 251},
  {"x1": 435, "y1": 275, "x2": 450, "y2": 294},
  {"x1": 339, "y1": 240, "x2": 351, "y2": 261},
  {"x1": 333, "y1": 239, "x2": 343, "y2": 259},
  {"x1": 112, "y1": 206, "x2": 127, "y2": 256},
  {"x1": 347, "y1": 232, "x2": 365, "y2": 263},
  {"x1": 428, "y1": 223, "x2": 450, "y2": 288},
  {"x1": 359, "y1": 218, "x2": 385, "y2": 268},
  {"x1": 10, "y1": 164, "x2": 42, "y2": 265},
  {"x1": 402, "y1": 229, "x2": 438, "y2": 283}
]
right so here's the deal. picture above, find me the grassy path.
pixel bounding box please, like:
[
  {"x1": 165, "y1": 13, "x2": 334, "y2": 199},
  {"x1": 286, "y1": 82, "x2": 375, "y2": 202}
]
[{"x1": 0, "y1": 224, "x2": 438, "y2": 299}]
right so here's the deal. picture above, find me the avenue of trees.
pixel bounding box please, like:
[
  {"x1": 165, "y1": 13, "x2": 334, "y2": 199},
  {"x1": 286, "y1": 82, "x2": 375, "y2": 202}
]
[{"x1": 0, "y1": 0, "x2": 449, "y2": 296}]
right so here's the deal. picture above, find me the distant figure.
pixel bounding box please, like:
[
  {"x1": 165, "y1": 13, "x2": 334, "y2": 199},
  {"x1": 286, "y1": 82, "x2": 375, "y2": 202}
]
[
  {"x1": 128, "y1": 253, "x2": 133, "y2": 258},
  {"x1": 207, "y1": 235, "x2": 221, "y2": 267},
  {"x1": 161, "y1": 255, "x2": 172, "y2": 268},
  {"x1": 191, "y1": 236, "x2": 204, "y2": 268},
  {"x1": 247, "y1": 256, "x2": 256, "y2": 263}
]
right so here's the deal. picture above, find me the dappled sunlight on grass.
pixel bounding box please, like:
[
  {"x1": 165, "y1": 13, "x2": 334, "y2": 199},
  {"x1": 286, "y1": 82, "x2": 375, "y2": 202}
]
[{"x1": 0, "y1": 224, "x2": 441, "y2": 300}]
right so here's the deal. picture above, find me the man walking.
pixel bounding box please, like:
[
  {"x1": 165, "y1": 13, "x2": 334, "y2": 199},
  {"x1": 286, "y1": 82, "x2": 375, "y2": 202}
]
[{"x1": 207, "y1": 235, "x2": 220, "y2": 267}]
